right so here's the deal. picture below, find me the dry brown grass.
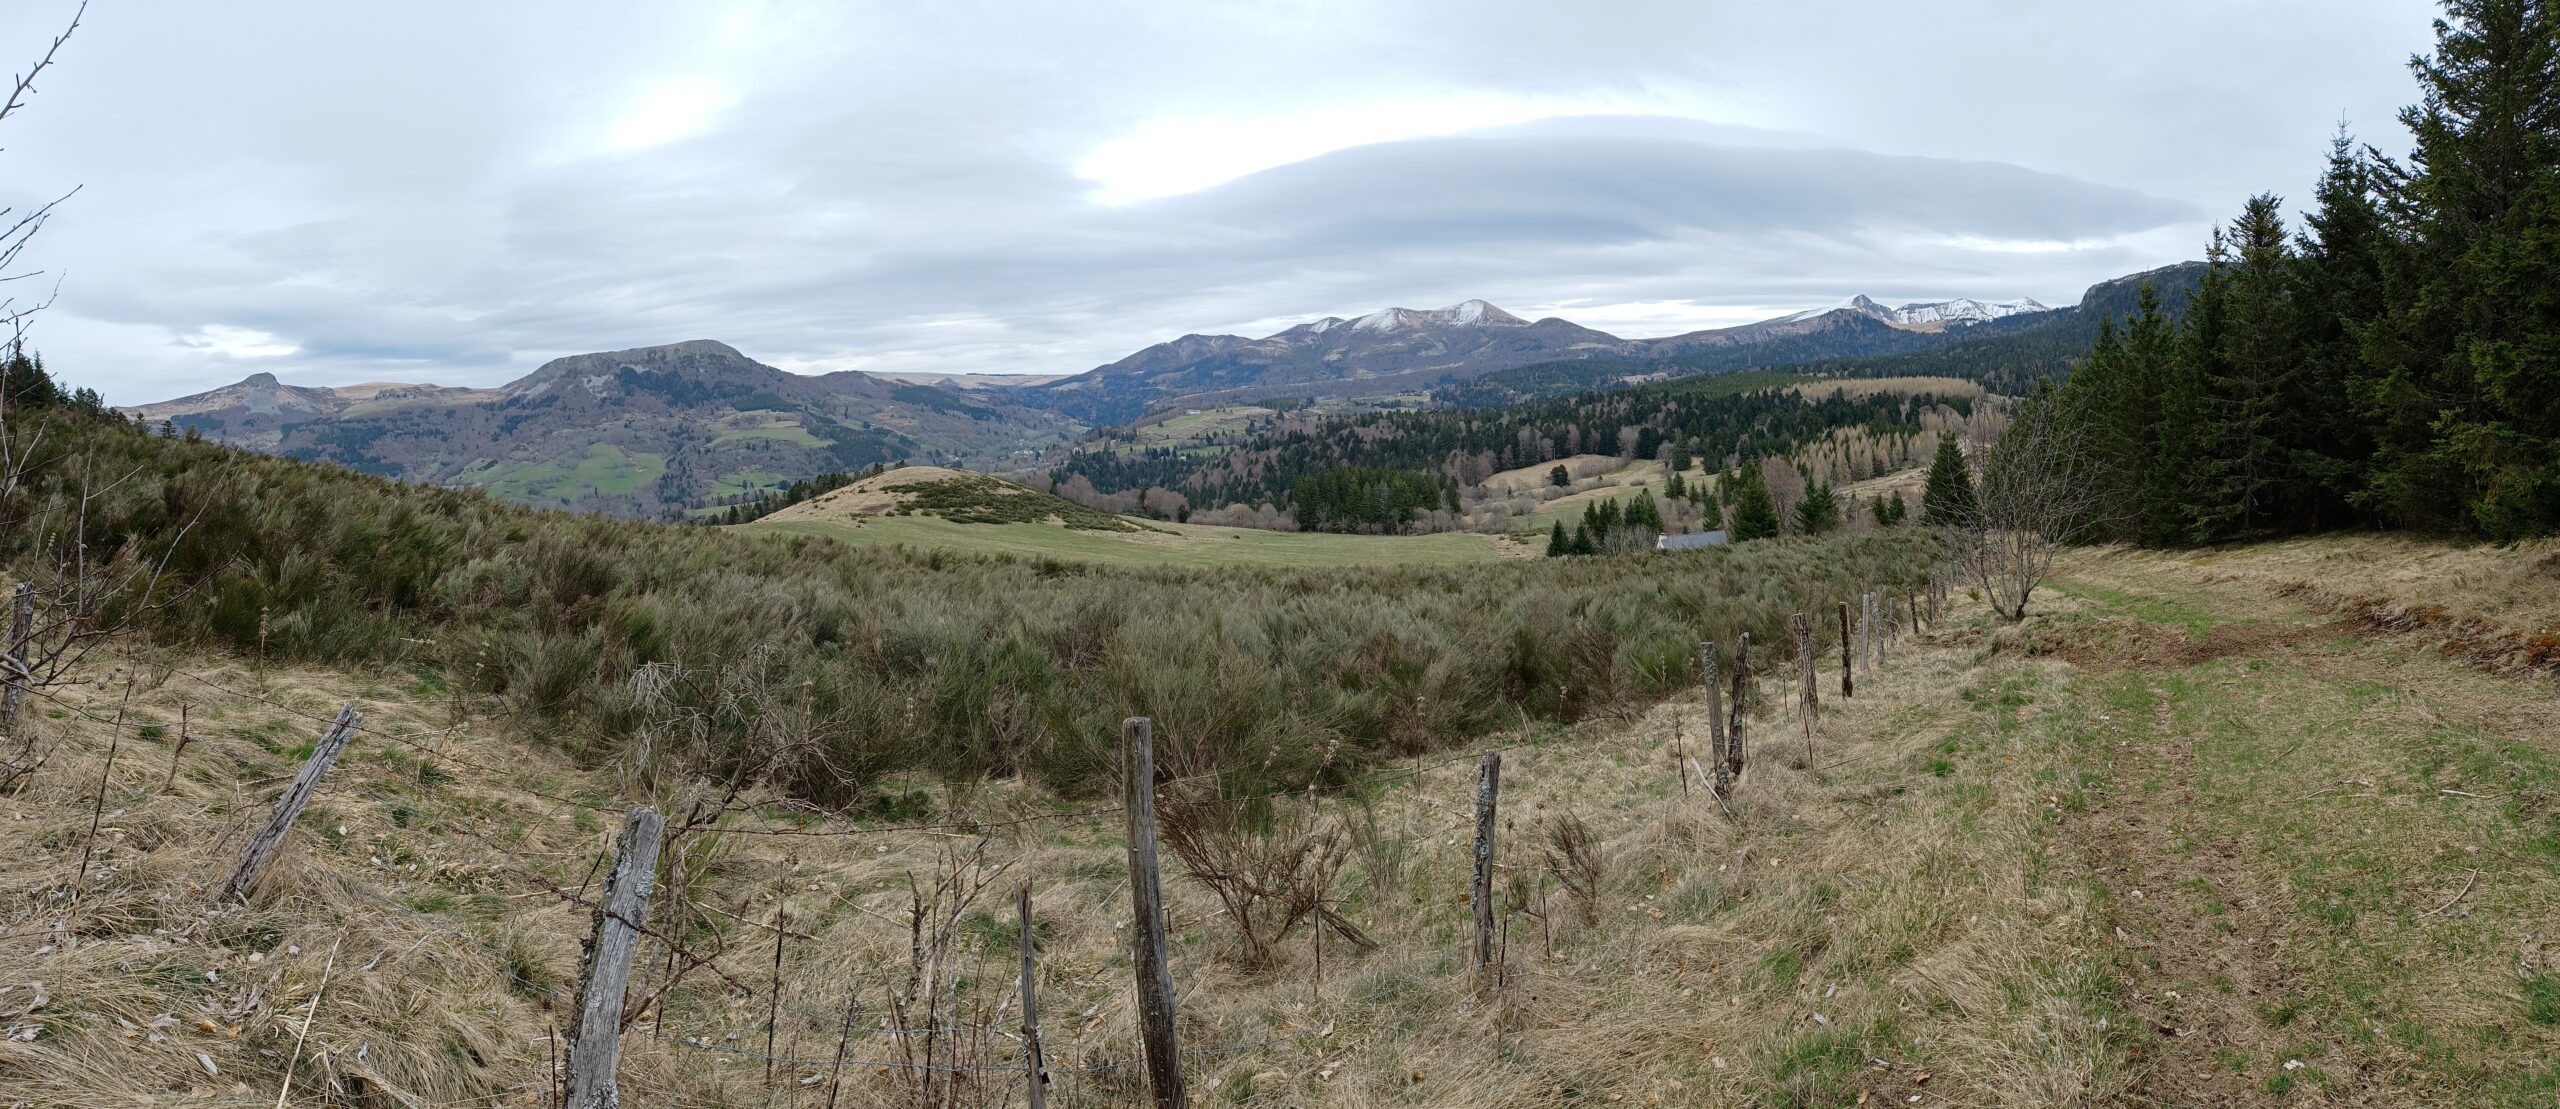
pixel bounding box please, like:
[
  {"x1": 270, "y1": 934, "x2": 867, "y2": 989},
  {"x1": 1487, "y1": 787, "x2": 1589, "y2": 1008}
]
[{"x1": 2, "y1": 594, "x2": 2147, "y2": 1107}]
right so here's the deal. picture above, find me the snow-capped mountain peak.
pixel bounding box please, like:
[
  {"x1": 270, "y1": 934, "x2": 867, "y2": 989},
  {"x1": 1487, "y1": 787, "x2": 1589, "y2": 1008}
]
[
  {"x1": 1779, "y1": 294, "x2": 2050, "y2": 328},
  {"x1": 1887, "y1": 297, "x2": 2050, "y2": 326},
  {"x1": 1348, "y1": 300, "x2": 1528, "y2": 332}
]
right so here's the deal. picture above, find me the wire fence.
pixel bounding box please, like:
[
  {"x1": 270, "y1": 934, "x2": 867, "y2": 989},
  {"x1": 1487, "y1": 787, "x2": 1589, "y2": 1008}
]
[{"x1": 7, "y1": 575, "x2": 1946, "y2": 1104}]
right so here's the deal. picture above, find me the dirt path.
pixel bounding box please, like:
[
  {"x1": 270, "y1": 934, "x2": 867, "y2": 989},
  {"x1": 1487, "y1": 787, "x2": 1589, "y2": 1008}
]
[{"x1": 2071, "y1": 679, "x2": 2365, "y2": 1106}]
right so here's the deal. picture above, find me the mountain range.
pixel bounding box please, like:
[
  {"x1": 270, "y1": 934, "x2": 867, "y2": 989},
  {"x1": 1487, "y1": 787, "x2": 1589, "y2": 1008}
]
[
  {"x1": 1025, "y1": 293, "x2": 2058, "y2": 424},
  {"x1": 127, "y1": 269, "x2": 2190, "y2": 516}
]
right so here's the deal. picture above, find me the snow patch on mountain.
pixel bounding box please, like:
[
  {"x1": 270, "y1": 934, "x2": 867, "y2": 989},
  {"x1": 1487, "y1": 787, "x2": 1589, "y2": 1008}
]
[
  {"x1": 1343, "y1": 300, "x2": 1528, "y2": 333},
  {"x1": 1778, "y1": 294, "x2": 2050, "y2": 328},
  {"x1": 1888, "y1": 297, "x2": 2049, "y2": 325}
]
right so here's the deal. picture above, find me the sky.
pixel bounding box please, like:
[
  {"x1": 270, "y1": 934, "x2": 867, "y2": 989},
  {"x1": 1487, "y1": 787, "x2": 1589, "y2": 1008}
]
[{"x1": 0, "y1": 0, "x2": 2444, "y2": 404}]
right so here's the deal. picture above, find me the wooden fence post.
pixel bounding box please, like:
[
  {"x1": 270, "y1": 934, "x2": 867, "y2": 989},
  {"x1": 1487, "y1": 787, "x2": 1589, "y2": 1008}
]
[
  {"x1": 1725, "y1": 633, "x2": 1749, "y2": 784},
  {"x1": 215, "y1": 704, "x2": 360, "y2": 904},
  {"x1": 1863, "y1": 593, "x2": 1878, "y2": 673},
  {"x1": 1836, "y1": 601, "x2": 1854, "y2": 698},
  {"x1": 1701, "y1": 643, "x2": 1730, "y2": 798},
  {"x1": 2, "y1": 582, "x2": 30, "y2": 728},
  {"x1": 1470, "y1": 750, "x2": 1502, "y2": 973},
  {"x1": 1018, "y1": 882, "x2": 1049, "y2": 1109},
  {"x1": 566, "y1": 805, "x2": 662, "y2": 1109},
  {"x1": 1121, "y1": 717, "x2": 1187, "y2": 1109},
  {"x1": 1791, "y1": 612, "x2": 1817, "y2": 761}
]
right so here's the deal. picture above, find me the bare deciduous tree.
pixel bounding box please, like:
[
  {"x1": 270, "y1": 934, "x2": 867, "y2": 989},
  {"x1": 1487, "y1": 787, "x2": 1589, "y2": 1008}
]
[{"x1": 1956, "y1": 391, "x2": 2107, "y2": 622}]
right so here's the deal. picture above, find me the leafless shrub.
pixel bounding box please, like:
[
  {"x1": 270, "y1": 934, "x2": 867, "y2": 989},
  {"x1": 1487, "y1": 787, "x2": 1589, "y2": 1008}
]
[
  {"x1": 879, "y1": 839, "x2": 1015, "y2": 1109},
  {"x1": 1542, "y1": 811, "x2": 1604, "y2": 927},
  {"x1": 1958, "y1": 391, "x2": 2109, "y2": 621},
  {"x1": 1159, "y1": 789, "x2": 1374, "y2": 969}
]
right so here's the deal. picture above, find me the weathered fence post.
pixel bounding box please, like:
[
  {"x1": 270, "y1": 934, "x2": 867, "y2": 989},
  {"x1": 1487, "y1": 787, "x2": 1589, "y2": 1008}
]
[
  {"x1": 1791, "y1": 612, "x2": 1817, "y2": 761},
  {"x1": 1018, "y1": 882, "x2": 1049, "y2": 1109},
  {"x1": 1701, "y1": 643, "x2": 1730, "y2": 798},
  {"x1": 566, "y1": 805, "x2": 662, "y2": 1109},
  {"x1": 1470, "y1": 750, "x2": 1502, "y2": 973},
  {"x1": 2, "y1": 582, "x2": 30, "y2": 728},
  {"x1": 1726, "y1": 632, "x2": 1749, "y2": 783},
  {"x1": 1862, "y1": 593, "x2": 1878, "y2": 674},
  {"x1": 1121, "y1": 717, "x2": 1187, "y2": 1109},
  {"x1": 1836, "y1": 601, "x2": 1855, "y2": 698},
  {"x1": 215, "y1": 704, "x2": 360, "y2": 904}
]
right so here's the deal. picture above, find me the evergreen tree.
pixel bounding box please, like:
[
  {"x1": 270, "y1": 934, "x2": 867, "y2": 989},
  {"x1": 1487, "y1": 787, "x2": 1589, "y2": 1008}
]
[
  {"x1": 2292, "y1": 130, "x2": 2390, "y2": 527},
  {"x1": 1922, "y1": 436, "x2": 1977, "y2": 525},
  {"x1": 1548, "y1": 464, "x2": 1571, "y2": 488},
  {"x1": 0, "y1": 346, "x2": 62, "y2": 409},
  {"x1": 1795, "y1": 482, "x2": 1839, "y2": 535},
  {"x1": 1546, "y1": 520, "x2": 1569, "y2": 557},
  {"x1": 1727, "y1": 460, "x2": 1781, "y2": 541},
  {"x1": 2359, "y1": 0, "x2": 2560, "y2": 538},
  {"x1": 2193, "y1": 195, "x2": 2304, "y2": 541},
  {"x1": 1570, "y1": 522, "x2": 1596, "y2": 555}
]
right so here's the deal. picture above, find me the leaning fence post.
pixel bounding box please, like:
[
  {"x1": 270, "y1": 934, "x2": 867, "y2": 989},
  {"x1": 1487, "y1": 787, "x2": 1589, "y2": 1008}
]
[
  {"x1": 567, "y1": 806, "x2": 660, "y2": 1109},
  {"x1": 1121, "y1": 717, "x2": 1187, "y2": 1109},
  {"x1": 1726, "y1": 632, "x2": 1750, "y2": 783},
  {"x1": 215, "y1": 704, "x2": 360, "y2": 904},
  {"x1": 1018, "y1": 882, "x2": 1049, "y2": 1109},
  {"x1": 2, "y1": 582, "x2": 30, "y2": 729},
  {"x1": 1701, "y1": 643, "x2": 1730, "y2": 798},
  {"x1": 1470, "y1": 750, "x2": 1502, "y2": 974}
]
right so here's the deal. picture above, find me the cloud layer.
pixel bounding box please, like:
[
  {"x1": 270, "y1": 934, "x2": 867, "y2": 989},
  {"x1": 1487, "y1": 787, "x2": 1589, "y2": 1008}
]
[{"x1": 0, "y1": 0, "x2": 2435, "y2": 403}]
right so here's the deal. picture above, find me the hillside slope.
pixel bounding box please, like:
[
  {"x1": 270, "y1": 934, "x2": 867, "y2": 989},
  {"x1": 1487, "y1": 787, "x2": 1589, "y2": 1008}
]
[
  {"x1": 126, "y1": 342, "x2": 1080, "y2": 517},
  {"x1": 7, "y1": 536, "x2": 2551, "y2": 1106}
]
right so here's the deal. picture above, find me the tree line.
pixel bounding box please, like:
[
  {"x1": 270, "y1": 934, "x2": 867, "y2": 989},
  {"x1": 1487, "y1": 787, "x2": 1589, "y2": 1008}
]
[{"x1": 2052, "y1": 0, "x2": 2558, "y2": 543}]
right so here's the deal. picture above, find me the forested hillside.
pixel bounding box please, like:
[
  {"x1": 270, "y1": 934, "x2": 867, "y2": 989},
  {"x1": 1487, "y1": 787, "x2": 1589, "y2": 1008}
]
[
  {"x1": 1049, "y1": 371, "x2": 1976, "y2": 530},
  {"x1": 2034, "y1": 1, "x2": 2559, "y2": 543}
]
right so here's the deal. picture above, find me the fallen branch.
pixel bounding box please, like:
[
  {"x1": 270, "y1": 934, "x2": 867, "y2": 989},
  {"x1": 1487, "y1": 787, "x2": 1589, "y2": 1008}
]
[{"x1": 2417, "y1": 869, "x2": 2479, "y2": 921}]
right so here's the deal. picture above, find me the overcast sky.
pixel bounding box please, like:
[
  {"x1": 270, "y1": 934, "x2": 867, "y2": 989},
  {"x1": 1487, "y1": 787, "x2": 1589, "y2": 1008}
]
[{"x1": 2, "y1": 1, "x2": 2441, "y2": 404}]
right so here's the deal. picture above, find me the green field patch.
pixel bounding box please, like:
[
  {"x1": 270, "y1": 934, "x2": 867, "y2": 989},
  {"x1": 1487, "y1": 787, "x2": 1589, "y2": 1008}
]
[
  {"x1": 459, "y1": 444, "x2": 666, "y2": 504},
  {"x1": 709, "y1": 420, "x2": 825, "y2": 449}
]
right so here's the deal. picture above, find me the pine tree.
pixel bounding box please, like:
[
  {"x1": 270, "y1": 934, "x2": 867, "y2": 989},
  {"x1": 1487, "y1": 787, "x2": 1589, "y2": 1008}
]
[
  {"x1": 1548, "y1": 464, "x2": 1571, "y2": 488},
  {"x1": 2192, "y1": 195, "x2": 2303, "y2": 541},
  {"x1": 1727, "y1": 460, "x2": 1781, "y2": 541},
  {"x1": 2360, "y1": 0, "x2": 2560, "y2": 538},
  {"x1": 2294, "y1": 130, "x2": 2390, "y2": 527},
  {"x1": 1570, "y1": 522, "x2": 1596, "y2": 556},
  {"x1": 1795, "y1": 482, "x2": 1839, "y2": 535},
  {"x1": 1922, "y1": 436, "x2": 1977, "y2": 526},
  {"x1": 1546, "y1": 520, "x2": 1569, "y2": 557}
]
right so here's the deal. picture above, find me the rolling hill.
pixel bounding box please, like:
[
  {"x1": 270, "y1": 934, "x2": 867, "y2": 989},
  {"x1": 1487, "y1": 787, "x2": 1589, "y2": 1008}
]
[
  {"x1": 749, "y1": 465, "x2": 1516, "y2": 566},
  {"x1": 125, "y1": 341, "x2": 1081, "y2": 517}
]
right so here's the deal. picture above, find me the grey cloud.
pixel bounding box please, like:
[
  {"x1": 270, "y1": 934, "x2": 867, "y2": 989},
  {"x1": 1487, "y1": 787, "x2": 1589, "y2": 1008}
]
[{"x1": 0, "y1": 0, "x2": 2437, "y2": 404}]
